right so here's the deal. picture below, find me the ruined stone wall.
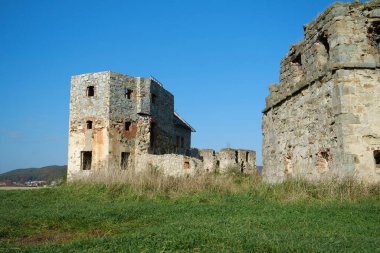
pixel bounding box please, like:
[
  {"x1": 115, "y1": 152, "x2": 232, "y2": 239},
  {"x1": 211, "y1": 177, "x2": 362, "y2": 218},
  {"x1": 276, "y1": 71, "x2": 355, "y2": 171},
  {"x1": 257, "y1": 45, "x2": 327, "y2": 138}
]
[
  {"x1": 67, "y1": 70, "x2": 256, "y2": 180},
  {"x1": 337, "y1": 68, "x2": 380, "y2": 181},
  {"x1": 263, "y1": 1, "x2": 380, "y2": 183},
  {"x1": 198, "y1": 148, "x2": 256, "y2": 174},
  {"x1": 135, "y1": 148, "x2": 256, "y2": 177},
  {"x1": 68, "y1": 72, "x2": 111, "y2": 180},
  {"x1": 108, "y1": 72, "x2": 144, "y2": 171},
  {"x1": 149, "y1": 80, "x2": 176, "y2": 154},
  {"x1": 135, "y1": 154, "x2": 203, "y2": 177},
  {"x1": 174, "y1": 125, "x2": 192, "y2": 155}
]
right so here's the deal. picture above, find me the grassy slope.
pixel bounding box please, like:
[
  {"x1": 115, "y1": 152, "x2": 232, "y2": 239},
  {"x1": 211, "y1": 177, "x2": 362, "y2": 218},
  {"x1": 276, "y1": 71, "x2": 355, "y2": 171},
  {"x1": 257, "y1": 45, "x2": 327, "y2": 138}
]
[
  {"x1": 0, "y1": 182, "x2": 379, "y2": 252},
  {"x1": 0, "y1": 166, "x2": 67, "y2": 183}
]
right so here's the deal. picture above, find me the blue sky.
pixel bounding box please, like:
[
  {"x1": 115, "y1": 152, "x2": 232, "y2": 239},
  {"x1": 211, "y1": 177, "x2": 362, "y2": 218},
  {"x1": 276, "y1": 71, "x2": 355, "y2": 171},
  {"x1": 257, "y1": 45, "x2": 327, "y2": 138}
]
[{"x1": 0, "y1": 0, "x2": 352, "y2": 172}]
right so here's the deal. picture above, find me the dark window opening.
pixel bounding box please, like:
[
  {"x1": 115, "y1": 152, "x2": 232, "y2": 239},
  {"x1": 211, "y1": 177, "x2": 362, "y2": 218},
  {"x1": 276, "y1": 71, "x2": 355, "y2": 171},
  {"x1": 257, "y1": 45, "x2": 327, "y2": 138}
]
[
  {"x1": 369, "y1": 22, "x2": 380, "y2": 53},
  {"x1": 292, "y1": 53, "x2": 302, "y2": 66},
  {"x1": 81, "y1": 151, "x2": 92, "y2": 170},
  {"x1": 321, "y1": 151, "x2": 329, "y2": 162},
  {"x1": 184, "y1": 161, "x2": 190, "y2": 169},
  {"x1": 318, "y1": 32, "x2": 330, "y2": 55},
  {"x1": 176, "y1": 136, "x2": 180, "y2": 148},
  {"x1": 181, "y1": 137, "x2": 184, "y2": 148},
  {"x1": 121, "y1": 152, "x2": 130, "y2": 170},
  {"x1": 246, "y1": 152, "x2": 249, "y2": 162},
  {"x1": 216, "y1": 160, "x2": 220, "y2": 168},
  {"x1": 86, "y1": 120, "x2": 93, "y2": 130},
  {"x1": 87, "y1": 86, "x2": 94, "y2": 97},
  {"x1": 213, "y1": 151, "x2": 216, "y2": 157},
  {"x1": 374, "y1": 150, "x2": 380, "y2": 167},
  {"x1": 150, "y1": 123, "x2": 156, "y2": 148},
  {"x1": 151, "y1": 93, "x2": 157, "y2": 104},
  {"x1": 126, "y1": 89, "x2": 133, "y2": 99},
  {"x1": 235, "y1": 151, "x2": 238, "y2": 164},
  {"x1": 125, "y1": 121, "x2": 131, "y2": 132}
]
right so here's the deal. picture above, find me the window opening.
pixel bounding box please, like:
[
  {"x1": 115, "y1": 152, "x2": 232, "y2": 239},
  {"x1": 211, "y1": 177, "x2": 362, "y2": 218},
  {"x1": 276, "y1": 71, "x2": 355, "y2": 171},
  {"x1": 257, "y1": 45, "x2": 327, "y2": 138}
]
[
  {"x1": 81, "y1": 151, "x2": 92, "y2": 170},
  {"x1": 125, "y1": 121, "x2": 131, "y2": 132},
  {"x1": 87, "y1": 86, "x2": 94, "y2": 97},
  {"x1": 126, "y1": 89, "x2": 133, "y2": 99},
  {"x1": 121, "y1": 152, "x2": 130, "y2": 170},
  {"x1": 374, "y1": 150, "x2": 380, "y2": 167},
  {"x1": 292, "y1": 53, "x2": 302, "y2": 66},
  {"x1": 318, "y1": 32, "x2": 330, "y2": 55},
  {"x1": 321, "y1": 151, "x2": 329, "y2": 162},
  {"x1": 176, "y1": 136, "x2": 180, "y2": 148},
  {"x1": 369, "y1": 22, "x2": 380, "y2": 53},
  {"x1": 86, "y1": 120, "x2": 93, "y2": 130},
  {"x1": 181, "y1": 137, "x2": 184, "y2": 148}
]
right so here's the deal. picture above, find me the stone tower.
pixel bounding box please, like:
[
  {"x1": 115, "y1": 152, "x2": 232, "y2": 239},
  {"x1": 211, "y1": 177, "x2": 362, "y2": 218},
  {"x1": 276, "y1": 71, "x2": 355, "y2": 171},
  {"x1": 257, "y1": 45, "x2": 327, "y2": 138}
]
[
  {"x1": 262, "y1": 1, "x2": 380, "y2": 183},
  {"x1": 67, "y1": 71, "x2": 195, "y2": 180}
]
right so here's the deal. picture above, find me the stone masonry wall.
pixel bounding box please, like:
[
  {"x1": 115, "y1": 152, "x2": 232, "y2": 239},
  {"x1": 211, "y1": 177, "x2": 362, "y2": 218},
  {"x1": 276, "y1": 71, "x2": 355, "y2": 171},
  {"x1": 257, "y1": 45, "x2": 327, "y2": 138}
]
[
  {"x1": 199, "y1": 148, "x2": 256, "y2": 174},
  {"x1": 263, "y1": 1, "x2": 380, "y2": 183},
  {"x1": 68, "y1": 70, "x2": 256, "y2": 180},
  {"x1": 135, "y1": 148, "x2": 256, "y2": 177},
  {"x1": 68, "y1": 72, "x2": 111, "y2": 180}
]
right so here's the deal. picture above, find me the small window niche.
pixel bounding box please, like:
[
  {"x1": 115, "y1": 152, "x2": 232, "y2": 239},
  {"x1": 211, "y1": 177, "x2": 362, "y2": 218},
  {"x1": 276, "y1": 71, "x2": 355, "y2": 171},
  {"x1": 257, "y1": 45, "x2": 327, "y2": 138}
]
[
  {"x1": 121, "y1": 152, "x2": 130, "y2": 170},
  {"x1": 86, "y1": 120, "x2": 93, "y2": 130},
  {"x1": 368, "y1": 21, "x2": 380, "y2": 54},
  {"x1": 81, "y1": 151, "x2": 92, "y2": 170},
  {"x1": 183, "y1": 161, "x2": 190, "y2": 169},
  {"x1": 318, "y1": 32, "x2": 330, "y2": 55},
  {"x1": 374, "y1": 150, "x2": 380, "y2": 168},
  {"x1": 87, "y1": 86, "x2": 95, "y2": 97},
  {"x1": 292, "y1": 53, "x2": 302, "y2": 66},
  {"x1": 125, "y1": 121, "x2": 132, "y2": 132},
  {"x1": 126, "y1": 88, "x2": 133, "y2": 99},
  {"x1": 317, "y1": 150, "x2": 330, "y2": 174},
  {"x1": 315, "y1": 31, "x2": 330, "y2": 66},
  {"x1": 151, "y1": 93, "x2": 157, "y2": 104},
  {"x1": 246, "y1": 152, "x2": 249, "y2": 162}
]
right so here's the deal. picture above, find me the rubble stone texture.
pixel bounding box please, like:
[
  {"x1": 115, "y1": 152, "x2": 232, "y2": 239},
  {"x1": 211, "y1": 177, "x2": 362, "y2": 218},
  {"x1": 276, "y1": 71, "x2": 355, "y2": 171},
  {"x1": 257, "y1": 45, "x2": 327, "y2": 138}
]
[
  {"x1": 263, "y1": 1, "x2": 380, "y2": 183},
  {"x1": 68, "y1": 71, "x2": 256, "y2": 180}
]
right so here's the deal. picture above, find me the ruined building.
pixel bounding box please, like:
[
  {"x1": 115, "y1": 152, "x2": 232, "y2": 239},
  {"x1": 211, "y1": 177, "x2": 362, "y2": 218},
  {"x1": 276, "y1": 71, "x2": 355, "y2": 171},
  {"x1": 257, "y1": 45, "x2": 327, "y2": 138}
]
[
  {"x1": 68, "y1": 71, "x2": 255, "y2": 180},
  {"x1": 263, "y1": 1, "x2": 380, "y2": 183}
]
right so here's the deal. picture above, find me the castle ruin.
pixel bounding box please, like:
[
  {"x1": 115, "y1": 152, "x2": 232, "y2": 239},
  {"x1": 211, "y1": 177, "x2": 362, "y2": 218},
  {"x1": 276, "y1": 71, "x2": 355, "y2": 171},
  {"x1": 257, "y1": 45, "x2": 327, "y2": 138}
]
[
  {"x1": 263, "y1": 1, "x2": 380, "y2": 183},
  {"x1": 68, "y1": 71, "x2": 255, "y2": 180}
]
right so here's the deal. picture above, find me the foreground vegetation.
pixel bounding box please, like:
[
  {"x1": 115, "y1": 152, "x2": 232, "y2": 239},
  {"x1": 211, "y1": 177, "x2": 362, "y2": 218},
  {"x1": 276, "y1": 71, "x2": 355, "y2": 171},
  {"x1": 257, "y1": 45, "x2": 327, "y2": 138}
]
[{"x1": 1, "y1": 171, "x2": 379, "y2": 252}]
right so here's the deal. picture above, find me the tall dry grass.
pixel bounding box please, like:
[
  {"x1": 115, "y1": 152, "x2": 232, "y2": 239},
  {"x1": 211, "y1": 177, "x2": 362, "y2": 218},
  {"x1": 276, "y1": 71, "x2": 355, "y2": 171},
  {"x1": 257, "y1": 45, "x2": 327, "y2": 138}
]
[{"x1": 67, "y1": 167, "x2": 380, "y2": 202}]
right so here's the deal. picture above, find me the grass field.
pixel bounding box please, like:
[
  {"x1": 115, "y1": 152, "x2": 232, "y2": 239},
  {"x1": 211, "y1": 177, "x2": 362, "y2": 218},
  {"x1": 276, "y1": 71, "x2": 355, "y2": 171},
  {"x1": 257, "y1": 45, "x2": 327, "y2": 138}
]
[{"x1": 0, "y1": 173, "x2": 379, "y2": 252}]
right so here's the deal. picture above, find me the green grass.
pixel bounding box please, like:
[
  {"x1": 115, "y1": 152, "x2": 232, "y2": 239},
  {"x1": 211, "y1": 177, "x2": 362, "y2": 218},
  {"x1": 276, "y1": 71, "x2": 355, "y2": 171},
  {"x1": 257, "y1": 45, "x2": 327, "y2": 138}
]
[{"x1": 0, "y1": 177, "x2": 379, "y2": 252}]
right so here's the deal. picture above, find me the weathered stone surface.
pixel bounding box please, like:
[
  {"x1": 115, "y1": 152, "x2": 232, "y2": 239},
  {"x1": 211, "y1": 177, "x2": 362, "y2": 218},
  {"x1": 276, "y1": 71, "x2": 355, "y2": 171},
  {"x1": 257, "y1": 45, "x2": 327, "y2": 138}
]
[{"x1": 263, "y1": 1, "x2": 380, "y2": 183}]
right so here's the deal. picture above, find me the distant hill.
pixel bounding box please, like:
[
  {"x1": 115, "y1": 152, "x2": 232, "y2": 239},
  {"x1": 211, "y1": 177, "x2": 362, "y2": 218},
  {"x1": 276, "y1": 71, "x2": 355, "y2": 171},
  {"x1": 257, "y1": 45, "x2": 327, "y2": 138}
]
[{"x1": 0, "y1": 165, "x2": 67, "y2": 183}]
